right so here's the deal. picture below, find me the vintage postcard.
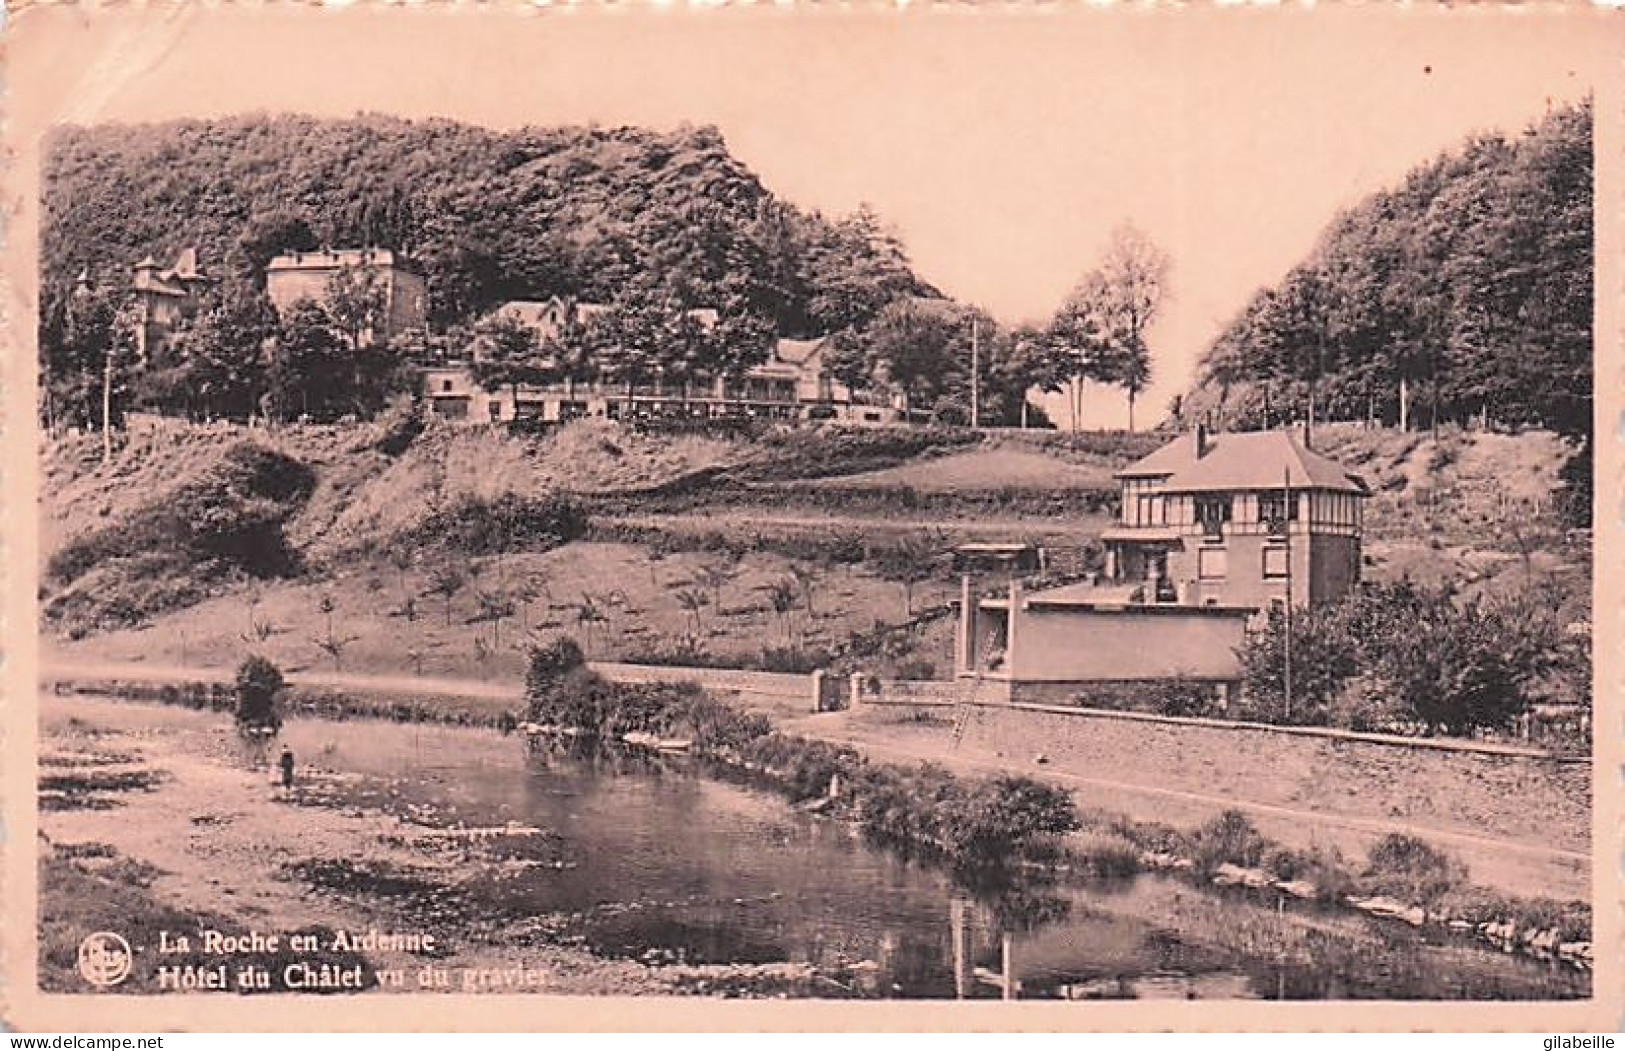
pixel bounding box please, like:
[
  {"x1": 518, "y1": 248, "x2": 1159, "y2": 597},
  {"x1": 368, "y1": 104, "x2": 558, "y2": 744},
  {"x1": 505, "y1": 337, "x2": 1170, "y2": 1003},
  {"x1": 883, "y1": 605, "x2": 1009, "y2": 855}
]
[{"x1": 2, "y1": 1, "x2": 1620, "y2": 1032}]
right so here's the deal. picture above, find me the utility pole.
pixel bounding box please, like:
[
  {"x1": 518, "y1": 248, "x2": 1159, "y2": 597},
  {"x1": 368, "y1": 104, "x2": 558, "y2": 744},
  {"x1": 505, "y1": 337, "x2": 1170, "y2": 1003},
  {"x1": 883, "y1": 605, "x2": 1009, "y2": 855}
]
[
  {"x1": 1282, "y1": 465, "x2": 1294, "y2": 724},
  {"x1": 970, "y1": 317, "x2": 980, "y2": 429},
  {"x1": 101, "y1": 345, "x2": 114, "y2": 466}
]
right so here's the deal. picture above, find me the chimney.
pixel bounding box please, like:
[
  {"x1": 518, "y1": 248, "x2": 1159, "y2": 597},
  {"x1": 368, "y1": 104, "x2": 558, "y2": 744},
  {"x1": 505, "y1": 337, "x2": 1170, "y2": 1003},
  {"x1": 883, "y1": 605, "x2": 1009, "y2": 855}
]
[
  {"x1": 1194, "y1": 421, "x2": 1210, "y2": 459},
  {"x1": 1301, "y1": 418, "x2": 1313, "y2": 451}
]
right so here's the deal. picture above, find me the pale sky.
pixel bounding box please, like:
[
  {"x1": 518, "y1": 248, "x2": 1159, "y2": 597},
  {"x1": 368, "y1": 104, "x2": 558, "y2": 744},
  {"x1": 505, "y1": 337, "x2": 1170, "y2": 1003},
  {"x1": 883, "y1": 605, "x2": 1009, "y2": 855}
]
[{"x1": 11, "y1": 4, "x2": 1613, "y2": 427}]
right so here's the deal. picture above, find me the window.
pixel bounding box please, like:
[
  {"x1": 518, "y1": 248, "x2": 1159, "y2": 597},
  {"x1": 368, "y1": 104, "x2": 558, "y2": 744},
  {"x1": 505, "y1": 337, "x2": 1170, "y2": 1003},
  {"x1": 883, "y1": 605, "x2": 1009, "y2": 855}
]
[
  {"x1": 441, "y1": 379, "x2": 454, "y2": 392},
  {"x1": 1136, "y1": 495, "x2": 1159, "y2": 526},
  {"x1": 1198, "y1": 547, "x2": 1228, "y2": 580},
  {"x1": 1258, "y1": 492, "x2": 1299, "y2": 534},
  {"x1": 1262, "y1": 545, "x2": 1289, "y2": 579},
  {"x1": 1195, "y1": 495, "x2": 1232, "y2": 537},
  {"x1": 487, "y1": 402, "x2": 502, "y2": 420}
]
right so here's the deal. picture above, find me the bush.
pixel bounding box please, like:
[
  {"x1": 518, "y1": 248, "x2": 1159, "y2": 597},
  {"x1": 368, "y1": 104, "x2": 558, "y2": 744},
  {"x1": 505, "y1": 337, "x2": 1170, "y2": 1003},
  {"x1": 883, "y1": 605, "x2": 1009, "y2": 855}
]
[
  {"x1": 1072, "y1": 832, "x2": 1144, "y2": 877},
  {"x1": 743, "y1": 424, "x2": 981, "y2": 481},
  {"x1": 1077, "y1": 679, "x2": 1219, "y2": 718},
  {"x1": 757, "y1": 645, "x2": 832, "y2": 674},
  {"x1": 939, "y1": 776, "x2": 1080, "y2": 865},
  {"x1": 1240, "y1": 580, "x2": 1566, "y2": 736},
  {"x1": 235, "y1": 655, "x2": 285, "y2": 734},
  {"x1": 1263, "y1": 844, "x2": 1356, "y2": 903},
  {"x1": 403, "y1": 492, "x2": 587, "y2": 557},
  {"x1": 526, "y1": 636, "x2": 587, "y2": 690},
  {"x1": 1363, "y1": 833, "x2": 1469, "y2": 907},
  {"x1": 1188, "y1": 810, "x2": 1267, "y2": 877}
]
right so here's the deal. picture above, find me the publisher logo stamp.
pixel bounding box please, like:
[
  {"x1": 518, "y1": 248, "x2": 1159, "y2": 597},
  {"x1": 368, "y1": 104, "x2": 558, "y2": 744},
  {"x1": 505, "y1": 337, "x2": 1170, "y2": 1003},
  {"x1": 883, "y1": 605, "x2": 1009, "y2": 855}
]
[{"x1": 77, "y1": 931, "x2": 133, "y2": 988}]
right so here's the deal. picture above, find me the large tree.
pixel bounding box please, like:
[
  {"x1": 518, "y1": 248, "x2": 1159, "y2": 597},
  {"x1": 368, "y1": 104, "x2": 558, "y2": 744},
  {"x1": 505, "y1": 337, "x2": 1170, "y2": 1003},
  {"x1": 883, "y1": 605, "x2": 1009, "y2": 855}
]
[
  {"x1": 265, "y1": 299, "x2": 347, "y2": 421},
  {"x1": 469, "y1": 311, "x2": 551, "y2": 409},
  {"x1": 1048, "y1": 223, "x2": 1171, "y2": 432},
  {"x1": 1087, "y1": 223, "x2": 1170, "y2": 432}
]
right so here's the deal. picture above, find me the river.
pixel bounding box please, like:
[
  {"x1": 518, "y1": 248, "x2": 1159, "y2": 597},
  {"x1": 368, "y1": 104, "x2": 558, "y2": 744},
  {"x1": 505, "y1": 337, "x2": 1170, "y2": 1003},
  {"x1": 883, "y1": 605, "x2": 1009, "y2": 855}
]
[{"x1": 249, "y1": 711, "x2": 1585, "y2": 1001}]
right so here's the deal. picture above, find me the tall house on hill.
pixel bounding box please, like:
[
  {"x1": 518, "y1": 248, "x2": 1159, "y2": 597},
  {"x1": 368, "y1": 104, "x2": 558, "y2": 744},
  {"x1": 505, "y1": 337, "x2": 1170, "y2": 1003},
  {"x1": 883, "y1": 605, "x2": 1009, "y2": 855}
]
[
  {"x1": 955, "y1": 426, "x2": 1369, "y2": 703},
  {"x1": 265, "y1": 248, "x2": 428, "y2": 346},
  {"x1": 131, "y1": 248, "x2": 215, "y2": 363},
  {"x1": 1104, "y1": 426, "x2": 1370, "y2": 610}
]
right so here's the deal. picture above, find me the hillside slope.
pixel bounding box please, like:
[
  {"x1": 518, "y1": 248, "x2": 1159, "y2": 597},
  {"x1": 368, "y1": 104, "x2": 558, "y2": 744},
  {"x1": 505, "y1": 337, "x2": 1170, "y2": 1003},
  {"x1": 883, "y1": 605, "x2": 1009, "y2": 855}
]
[{"x1": 42, "y1": 420, "x2": 1585, "y2": 655}]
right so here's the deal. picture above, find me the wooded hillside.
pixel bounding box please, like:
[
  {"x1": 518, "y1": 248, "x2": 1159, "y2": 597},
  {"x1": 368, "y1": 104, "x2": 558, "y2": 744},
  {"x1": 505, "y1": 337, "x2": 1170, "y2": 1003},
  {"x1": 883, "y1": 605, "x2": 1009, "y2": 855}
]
[
  {"x1": 1184, "y1": 100, "x2": 1591, "y2": 445},
  {"x1": 41, "y1": 115, "x2": 932, "y2": 338}
]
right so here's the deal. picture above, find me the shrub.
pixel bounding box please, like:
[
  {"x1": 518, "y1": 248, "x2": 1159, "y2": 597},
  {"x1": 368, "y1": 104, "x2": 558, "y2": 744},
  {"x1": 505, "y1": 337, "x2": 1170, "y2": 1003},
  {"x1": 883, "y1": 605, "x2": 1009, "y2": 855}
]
[
  {"x1": 403, "y1": 492, "x2": 587, "y2": 557},
  {"x1": 1363, "y1": 833, "x2": 1469, "y2": 907},
  {"x1": 1072, "y1": 832, "x2": 1144, "y2": 877},
  {"x1": 1188, "y1": 809, "x2": 1268, "y2": 877},
  {"x1": 234, "y1": 655, "x2": 285, "y2": 735},
  {"x1": 526, "y1": 636, "x2": 587, "y2": 687},
  {"x1": 757, "y1": 644, "x2": 832, "y2": 674},
  {"x1": 743, "y1": 424, "x2": 980, "y2": 481},
  {"x1": 524, "y1": 637, "x2": 592, "y2": 724},
  {"x1": 1238, "y1": 604, "x2": 1359, "y2": 726},
  {"x1": 893, "y1": 658, "x2": 938, "y2": 681},
  {"x1": 1263, "y1": 844, "x2": 1356, "y2": 903},
  {"x1": 939, "y1": 776, "x2": 1080, "y2": 866},
  {"x1": 1240, "y1": 580, "x2": 1566, "y2": 736}
]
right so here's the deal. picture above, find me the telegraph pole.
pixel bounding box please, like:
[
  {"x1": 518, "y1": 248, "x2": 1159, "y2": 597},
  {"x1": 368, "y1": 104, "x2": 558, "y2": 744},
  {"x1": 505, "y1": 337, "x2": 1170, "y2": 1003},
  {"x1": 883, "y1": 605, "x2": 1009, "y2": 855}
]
[
  {"x1": 970, "y1": 317, "x2": 981, "y2": 429},
  {"x1": 1282, "y1": 465, "x2": 1294, "y2": 723},
  {"x1": 102, "y1": 346, "x2": 114, "y2": 466}
]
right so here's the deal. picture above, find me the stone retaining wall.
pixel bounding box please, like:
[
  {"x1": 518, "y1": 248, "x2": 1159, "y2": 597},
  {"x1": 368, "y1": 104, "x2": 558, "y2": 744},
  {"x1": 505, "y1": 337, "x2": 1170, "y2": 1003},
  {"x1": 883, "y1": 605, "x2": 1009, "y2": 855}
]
[{"x1": 955, "y1": 701, "x2": 1590, "y2": 853}]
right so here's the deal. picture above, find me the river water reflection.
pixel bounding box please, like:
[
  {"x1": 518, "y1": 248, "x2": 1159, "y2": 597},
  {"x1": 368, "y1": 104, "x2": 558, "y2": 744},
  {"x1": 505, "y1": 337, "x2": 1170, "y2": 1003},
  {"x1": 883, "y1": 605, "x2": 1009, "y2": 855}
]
[{"x1": 267, "y1": 713, "x2": 1582, "y2": 1001}]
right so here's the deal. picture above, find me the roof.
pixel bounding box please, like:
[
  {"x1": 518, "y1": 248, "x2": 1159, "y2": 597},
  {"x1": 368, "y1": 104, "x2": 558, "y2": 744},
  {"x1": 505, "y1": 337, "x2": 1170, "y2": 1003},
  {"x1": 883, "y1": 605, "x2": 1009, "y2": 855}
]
[
  {"x1": 171, "y1": 247, "x2": 201, "y2": 279},
  {"x1": 494, "y1": 300, "x2": 560, "y2": 327},
  {"x1": 1116, "y1": 429, "x2": 1368, "y2": 495},
  {"x1": 267, "y1": 248, "x2": 417, "y2": 272},
  {"x1": 773, "y1": 336, "x2": 828, "y2": 367}
]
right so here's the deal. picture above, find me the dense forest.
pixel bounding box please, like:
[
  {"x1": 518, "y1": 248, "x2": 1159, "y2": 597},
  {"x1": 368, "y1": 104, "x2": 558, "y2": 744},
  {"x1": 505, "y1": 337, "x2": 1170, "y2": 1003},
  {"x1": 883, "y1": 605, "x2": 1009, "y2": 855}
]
[
  {"x1": 1184, "y1": 100, "x2": 1592, "y2": 447},
  {"x1": 42, "y1": 114, "x2": 936, "y2": 337}
]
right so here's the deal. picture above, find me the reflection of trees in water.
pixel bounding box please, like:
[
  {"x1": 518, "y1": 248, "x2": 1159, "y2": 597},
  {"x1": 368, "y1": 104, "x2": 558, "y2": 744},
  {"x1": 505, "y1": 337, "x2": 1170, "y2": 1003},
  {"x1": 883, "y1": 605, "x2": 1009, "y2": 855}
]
[
  {"x1": 957, "y1": 865, "x2": 1073, "y2": 934},
  {"x1": 523, "y1": 734, "x2": 686, "y2": 778}
]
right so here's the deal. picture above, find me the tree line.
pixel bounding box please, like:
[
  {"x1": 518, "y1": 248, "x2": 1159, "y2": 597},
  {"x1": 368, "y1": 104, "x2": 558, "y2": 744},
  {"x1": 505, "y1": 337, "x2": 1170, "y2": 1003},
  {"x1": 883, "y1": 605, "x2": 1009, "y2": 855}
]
[
  {"x1": 1186, "y1": 99, "x2": 1591, "y2": 446},
  {"x1": 823, "y1": 223, "x2": 1171, "y2": 429},
  {"x1": 44, "y1": 261, "x2": 412, "y2": 430},
  {"x1": 41, "y1": 113, "x2": 1181, "y2": 433}
]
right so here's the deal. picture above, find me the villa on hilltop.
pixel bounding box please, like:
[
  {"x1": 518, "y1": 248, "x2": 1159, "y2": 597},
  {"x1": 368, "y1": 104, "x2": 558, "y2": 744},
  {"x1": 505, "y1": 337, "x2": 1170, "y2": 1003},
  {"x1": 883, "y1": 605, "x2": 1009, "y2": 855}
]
[
  {"x1": 130, "y1": 248, "x2": 216, "y2": 363},
  {"x1": 265, "y1": 248, "x2": 429, "y2": 346}
]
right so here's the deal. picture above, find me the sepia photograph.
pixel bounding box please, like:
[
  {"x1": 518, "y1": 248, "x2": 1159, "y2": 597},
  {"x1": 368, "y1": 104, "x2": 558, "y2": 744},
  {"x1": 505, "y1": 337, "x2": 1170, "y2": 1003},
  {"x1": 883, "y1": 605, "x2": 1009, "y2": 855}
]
[{"x1": 4, "y1": 2, "x2": 1618, "y2": 1030}]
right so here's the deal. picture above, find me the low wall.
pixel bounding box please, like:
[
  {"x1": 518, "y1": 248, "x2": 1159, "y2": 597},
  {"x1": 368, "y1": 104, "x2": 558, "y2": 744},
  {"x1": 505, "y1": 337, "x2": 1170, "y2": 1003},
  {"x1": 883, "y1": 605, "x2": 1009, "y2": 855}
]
[{"x1": 956, "y1": 701, "x2": 1591, "y2": 855}]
